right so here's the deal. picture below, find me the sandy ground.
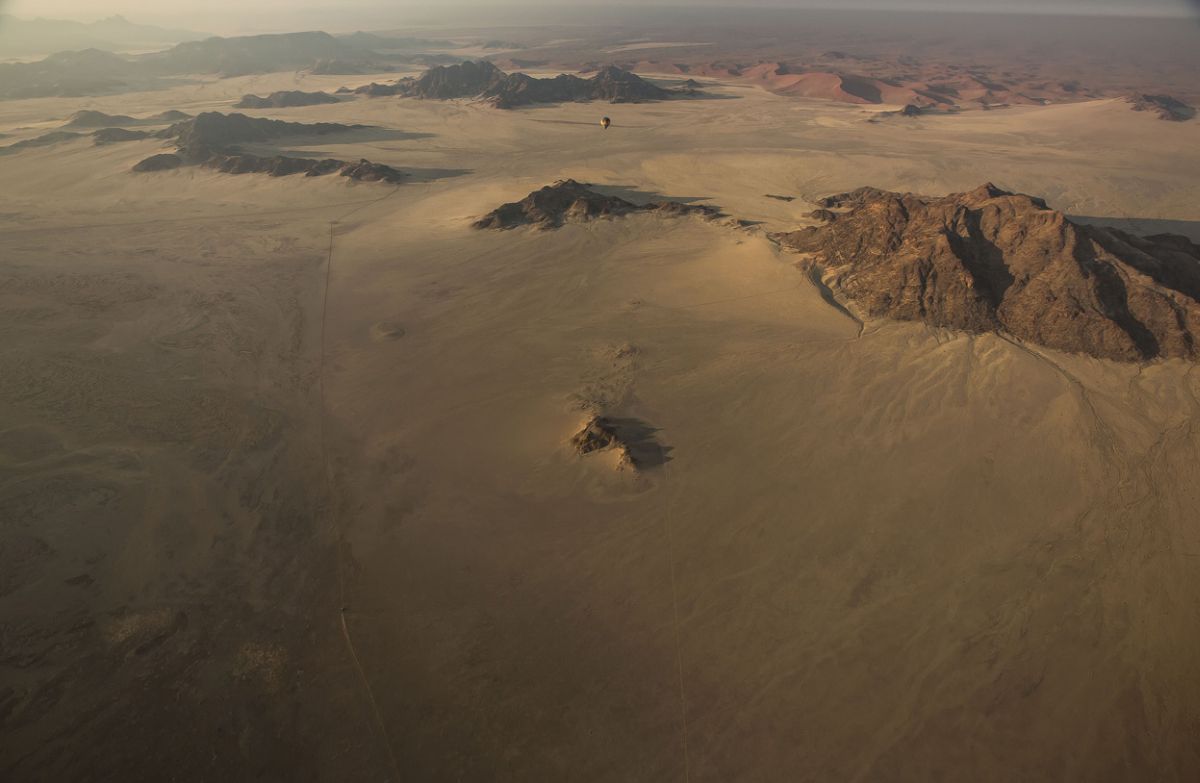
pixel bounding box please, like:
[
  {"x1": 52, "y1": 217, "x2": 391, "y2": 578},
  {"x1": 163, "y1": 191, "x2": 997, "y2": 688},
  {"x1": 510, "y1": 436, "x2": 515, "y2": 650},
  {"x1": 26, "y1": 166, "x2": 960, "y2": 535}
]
[{"x1": 2, "y1": 70, "x2": 1200, "y2": 781}]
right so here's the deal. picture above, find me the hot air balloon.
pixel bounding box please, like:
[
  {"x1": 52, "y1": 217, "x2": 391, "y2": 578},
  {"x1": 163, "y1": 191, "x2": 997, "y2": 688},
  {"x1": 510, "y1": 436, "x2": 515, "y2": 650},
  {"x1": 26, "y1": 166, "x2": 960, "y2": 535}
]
[{"x1": 600, "y1": 116, "x2": 612, "y2": 130}]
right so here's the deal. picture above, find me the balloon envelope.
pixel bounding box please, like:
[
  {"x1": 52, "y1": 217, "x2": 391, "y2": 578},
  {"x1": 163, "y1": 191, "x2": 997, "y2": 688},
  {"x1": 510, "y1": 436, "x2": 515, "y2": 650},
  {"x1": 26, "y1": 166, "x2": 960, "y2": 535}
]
[{"x1": 600, "y1": 117, "x2": 611, "y2": 129}]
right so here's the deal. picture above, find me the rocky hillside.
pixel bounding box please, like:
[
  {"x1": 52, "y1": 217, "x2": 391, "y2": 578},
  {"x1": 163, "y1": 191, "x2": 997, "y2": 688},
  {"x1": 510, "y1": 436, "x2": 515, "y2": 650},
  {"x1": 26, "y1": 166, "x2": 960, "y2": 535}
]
[
  {"x1": 481, "y1": 65, "x2": 672, "y2": 108},
  {"x1": 134, "y1": 111, "x2": 401, "y2": 183},
  {"x1": 235, "y1": 90, "x2": 341, "y2": 109},
  {"x1": 401, "y1": 60, "x2": 507, "y2": 99},
  {"x1": 92, "y1": 127, "x2": 150, "y2": 144},
  {"x1": 474, "y1": 179, "x2": 720, "y2": 230},
  {"x1": 771, "y1": 184, "x2": 1200, "y2": 361},
  {"x1": 380, "y1": 61, "x2": 678, "y2": 108},
  {"x1": 0, "y1": 130, "x2": 82, "y2": 154},
  {"x1": 157, "y1": 111, "x2": 360, "y2": 156},
  {"x1": 64, "y1": 109, "x2": 139, "y2": 127}
]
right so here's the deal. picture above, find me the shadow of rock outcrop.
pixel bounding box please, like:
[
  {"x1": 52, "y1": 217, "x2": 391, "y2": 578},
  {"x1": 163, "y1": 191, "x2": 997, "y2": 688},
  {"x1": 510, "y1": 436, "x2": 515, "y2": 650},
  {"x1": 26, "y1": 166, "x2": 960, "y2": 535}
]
[{"x1": 571, "y1": 416, "x2": 672, "y2": 470}]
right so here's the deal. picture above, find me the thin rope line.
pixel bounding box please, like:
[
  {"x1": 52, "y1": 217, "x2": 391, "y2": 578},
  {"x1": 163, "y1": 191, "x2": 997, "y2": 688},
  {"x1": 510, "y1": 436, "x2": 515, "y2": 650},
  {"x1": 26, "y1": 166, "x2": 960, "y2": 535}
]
[{"x1": 318, "y1": 186, "x2": 403, "y2": 780}]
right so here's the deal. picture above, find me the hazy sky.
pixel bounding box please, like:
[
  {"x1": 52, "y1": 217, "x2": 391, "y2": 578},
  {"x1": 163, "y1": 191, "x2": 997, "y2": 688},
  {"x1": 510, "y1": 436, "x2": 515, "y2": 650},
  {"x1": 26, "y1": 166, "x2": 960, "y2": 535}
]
[{"x1": 4, "y1": 0, "x2": 1198, "y2": 34}]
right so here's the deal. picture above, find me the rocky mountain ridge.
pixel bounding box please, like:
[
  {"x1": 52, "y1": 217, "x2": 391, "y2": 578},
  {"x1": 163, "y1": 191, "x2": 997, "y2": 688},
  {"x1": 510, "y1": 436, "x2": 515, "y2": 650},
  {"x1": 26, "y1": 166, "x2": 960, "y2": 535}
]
[{"x1": 771, "y1": 184, "x2": 1200, "y2": 361}]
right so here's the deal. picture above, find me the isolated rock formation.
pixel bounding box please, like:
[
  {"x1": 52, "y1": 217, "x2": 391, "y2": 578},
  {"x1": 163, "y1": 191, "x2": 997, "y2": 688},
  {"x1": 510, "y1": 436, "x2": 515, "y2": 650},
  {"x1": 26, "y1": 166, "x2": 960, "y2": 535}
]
[
  {"x1": 200, "y1": 153, "x2": 404, "y2": 182},
  {"x1": 134, "y1": 111, "x2": 402, "y2": 183},
  {"x1": 570, "y1": 417, "x2": 638, "y2": 470},
  {"x1": 235, "y1": 90, "x2": 341, "y2": 108},
  {"x1": 150, "y1": 110, "x2": 191, "y2": 122},
  {"x1": 64, "y1": 109, "x2": 138, "y2": 127},
  {"x1": 92, "y1": 127, "x2": 150, "y2": 144},
  {"x1": 158, "y1": 111, "x2": 361, "y2": 152},
  {"x1": 473, "y1": 179, "x2": 720, "y2": 230},
  {"x1": 131, "y1": 153, "x2": 182, "y2": 171},
  {"x1": 572, "y1": 417, "x2": 624, "y2": 455},
  {"x1": 0, "y1": 131, "x2": 82, "y2": 154},
  {"x1": 771, "y1": 184, "x2": 1200, "y2": 361},
  {"x1": 570, "y1": 415, "x2": 667, "y2": 470},
  {"x1": 1128, "y1": 94, "x2": 1196, "y2": 121},
  {"x1": 353, "y1": 81, "x2": 406, "y2": 97}
]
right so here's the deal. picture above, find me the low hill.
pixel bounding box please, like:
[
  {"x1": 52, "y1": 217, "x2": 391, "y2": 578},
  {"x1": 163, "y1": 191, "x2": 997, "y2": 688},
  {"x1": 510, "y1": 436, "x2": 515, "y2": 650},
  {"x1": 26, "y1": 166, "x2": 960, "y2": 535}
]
[
  {"x1": 135, "y1": 111, "x2": 401, "y2": 184},
  {"x1": 158, "y1": 111, "x2": 362, "y2": 154},
  {"x1": 0, "y1": 131, "x2": 83, "y2": 155},
  {"x1": 389, "y1": 61, "x2": 678, "y2": 108},
  {"x1": 235, "y1": 91, "x2": 341, "y2": 109},
  {"x1": 474, "y1": 179, "x2": 720, "y2": 230},
  {"x1": 64, "y1": 110, "x2": 139, "y2": 128},
  {"x1": 92, "y1": 127, "x2": 151, "y2": 144}
]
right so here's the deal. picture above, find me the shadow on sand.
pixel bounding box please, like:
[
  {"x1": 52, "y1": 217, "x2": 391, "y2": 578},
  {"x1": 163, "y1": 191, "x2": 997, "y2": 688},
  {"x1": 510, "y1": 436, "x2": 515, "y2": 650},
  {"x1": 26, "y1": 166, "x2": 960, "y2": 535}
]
[
  {"x1": 1069, "y1": 215, "x2": 1200, "y2": 243},
  {"x1": 590, "y1": 183, "x2": 713, "y2": 205},
  {"x1": 401, "y1": 167, "x2": 473, "y2": 182},
  {"x1": 282, "y1": 127, "x2": 436, "y2": 147},
  {"x1": 605, "y1": 417, "x2": 673, "y2": 468}
]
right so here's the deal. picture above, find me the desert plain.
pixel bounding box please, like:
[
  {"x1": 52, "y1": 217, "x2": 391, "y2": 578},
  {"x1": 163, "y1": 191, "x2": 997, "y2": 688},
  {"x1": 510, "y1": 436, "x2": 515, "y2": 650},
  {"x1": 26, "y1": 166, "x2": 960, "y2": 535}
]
[{"x1": 3, "y1": 27, "x2": 1200, "y2": 782}]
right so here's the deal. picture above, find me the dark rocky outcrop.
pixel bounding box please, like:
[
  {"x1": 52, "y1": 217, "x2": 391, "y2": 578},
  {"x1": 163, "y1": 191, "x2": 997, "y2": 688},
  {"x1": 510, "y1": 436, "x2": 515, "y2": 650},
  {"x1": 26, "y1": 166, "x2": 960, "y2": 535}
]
[
  {"x1": 585, "y1": 65, "x2": 673, "y2": 103},
  {"x1": 1128, "y1": 94, "x2": 1196, "y2": 122},
  {"x1": 337, "y1": 159, "x2": 406, "y2": 182},
  {"x1": 132, "y1": 153, "x2": 182, "y2": 171},
  {"x1": 401, "y1": 60, "x2": 507, "y2": 99},
  {"x1": 64, "y1": 109, "x2": 138, "y2": 127},
  {"x1": 383, "y1": 61, "x2": 679, "y2": 108},
  {"x1": 197, "y1": 152, "x2": 404, "y2": 182},
  {"x1": 353, "y1": 81, "x2": 406, "y2": 97},
  {"x1": 570, "y1": 416, "x2": 668, "y2": 470},
  {"x1": 133, "y1": 111, "x2": 402, "y2": 183},
  {"x1": 480, "y1": 72, "x2": 593, "y2": 108},
  {"x1": 150, "y1": 110, "x2": 191, "y2": 122},
  {"x1": 770, "y1": 184, "x2": 1200, "y2": 361},
  {"x1": 482, "y1": 64, "x2": 673, "y2": 108},
  {"x1": 92, "y1": 127, "x2": 150, "y2": 144},
  {"x1": 0, "y1": 131, "x2": 83, "y2": 154},
  {"x1": 157, "y1": 111, "x2": 361, "y2": 152},
  {"x1": 571, "y1": 417, "x2": 624, "y2": 455},
  {"x1": 473, "y1": 179, "x2": 720, "y2": 230},
  {"x1": 235, "y1": 90, "x2": 341, "y2": 108}
]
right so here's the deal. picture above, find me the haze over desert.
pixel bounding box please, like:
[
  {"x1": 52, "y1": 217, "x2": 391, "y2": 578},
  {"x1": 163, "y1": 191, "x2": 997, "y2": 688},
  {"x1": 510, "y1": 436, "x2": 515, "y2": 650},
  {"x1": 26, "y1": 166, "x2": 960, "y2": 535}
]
[{"x1": 2, "y1": 3, "x2": 1200, "y2": 781}]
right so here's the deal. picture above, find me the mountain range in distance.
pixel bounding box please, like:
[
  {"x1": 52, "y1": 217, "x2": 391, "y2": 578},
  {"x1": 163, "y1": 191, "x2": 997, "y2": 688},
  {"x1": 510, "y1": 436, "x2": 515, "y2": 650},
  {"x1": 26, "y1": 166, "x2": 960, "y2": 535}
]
[{"x1": 0, "y1": 14, "x2": 206, "y2": 60}]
